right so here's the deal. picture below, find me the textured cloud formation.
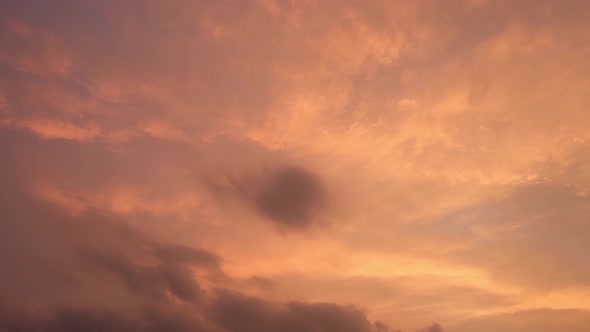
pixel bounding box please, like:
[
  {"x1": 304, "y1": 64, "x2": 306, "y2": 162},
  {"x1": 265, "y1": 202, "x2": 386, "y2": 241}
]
[
  {"x1": 1, "y1": 0, "x2": 590, "y2": 331},
  {"x1": 0, "y1": 162, "x2": 388, "y2": 332}
]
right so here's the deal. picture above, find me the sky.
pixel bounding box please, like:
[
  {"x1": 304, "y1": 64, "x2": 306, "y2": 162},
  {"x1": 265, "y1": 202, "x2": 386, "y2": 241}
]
[{"x1": 1, "y1": 0, "x2": 590, "y2": 331}]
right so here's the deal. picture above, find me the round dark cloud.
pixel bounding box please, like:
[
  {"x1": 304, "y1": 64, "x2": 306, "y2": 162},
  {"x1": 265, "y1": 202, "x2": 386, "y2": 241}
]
[{"x1": 255, "y1": 166, "x2": 327, "y2": 230}]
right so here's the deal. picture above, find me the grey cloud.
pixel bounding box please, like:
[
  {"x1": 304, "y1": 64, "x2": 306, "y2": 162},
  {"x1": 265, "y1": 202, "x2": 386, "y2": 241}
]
[
  {"x1": 142, "y1": 304, "x2": 209, "y2": 332},
  {"x1": 427, "y1": 323, "x2": 443, "y2": 332},
  {"x1": 0, "y1": 292, "x2": 396, "y2": 332},
  {"x1": 375, "y1": 320, "x2": 399, "y2": 332},
  {"x1": 285, "y1": 301, "x2": 373, "y2": 332},
  {"x1": 0, "y1": 301, "x2": 211, "y2": 332},
  {"x1": 83, "y1": 249, "x2": 203, "y2": 305},
  {"x1": 0, "y1": 308, "x2": 147, "y2": 332},
  {"x1": 254, "y1": 166, "x2": 328, "y2": 230},
  {"x1": 157, "y1": 261, "x2": 202, "y2": 304},
  {"x1": 204, "y1": 164, "x2": 329, "y2": 231},
  {"x1": 209, "y1": 290, "x2": 380, "y2": 332},
  {"x1": 245, "y1": 275, "x2": 277, "y2": 291},
  {"x1": 154, "y1": 244, "x2": 220, "y2": 270}
]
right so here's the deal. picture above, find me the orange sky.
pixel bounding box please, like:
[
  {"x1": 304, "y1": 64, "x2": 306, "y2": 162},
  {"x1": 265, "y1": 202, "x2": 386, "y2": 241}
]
[{"x1": 1, "y1": 1, "x2": 590, "y2": 331}]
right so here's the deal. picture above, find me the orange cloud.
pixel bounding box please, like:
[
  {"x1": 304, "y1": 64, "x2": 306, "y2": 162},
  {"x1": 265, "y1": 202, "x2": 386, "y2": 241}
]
[{"x1": 1, "y1": 0, "x2": 590, "y2": 331}]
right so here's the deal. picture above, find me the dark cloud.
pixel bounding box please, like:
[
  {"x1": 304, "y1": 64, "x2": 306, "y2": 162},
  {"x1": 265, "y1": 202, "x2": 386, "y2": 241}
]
[
  {"x1": 203, "y1": 164, "x2": 329, "y2": 231},
  {"x1": 0, "y1": 292, "x2": 396, "y2": 332},
  {"x1": 427, "y1": 323, "x2": 443, "y2": 332},
  {"x1": 285, "y1": 301, "x2": 374, "y2": 332},
  {"x1": 154, "y1": 244, "x2": 220, "y2": 270},
  {"x1": 254, "y1": 166, "x2": 327, "y2": 229},
  {"x1": 375, "y1": 320, "x2": 398, "y2": 332},
  {"x1": 209, "y1": 290, "x2": 378, "y2": 332},
  {"x1": 0, "y1": 307, "x2": 146, "y2": 332},
  {"x1": 86, "y1": 243, "x2": 221, "y2": 305},
  {"x1": 82, "y1": 248, "x2": 203, "y2": 305},
  {"x1": 244, "y1": 275, "x2": 277, "y2": 291},
  {"x1": 142, "y1": 304, "x2": 209, "y2": 332},
  {"x1": 0, "y1": 301, "x2": 212, "y2": 332}
]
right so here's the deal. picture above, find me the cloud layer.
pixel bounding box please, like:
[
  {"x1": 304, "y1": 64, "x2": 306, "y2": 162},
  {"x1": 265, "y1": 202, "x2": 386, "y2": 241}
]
[{"x1": 1, "y1": 0, "x2": 590, "y2": 331}]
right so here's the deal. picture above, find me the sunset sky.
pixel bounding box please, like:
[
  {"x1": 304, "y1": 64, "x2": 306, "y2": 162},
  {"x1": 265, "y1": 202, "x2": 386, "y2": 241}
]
[{"x1": 1, "y1": 1, "x2": 590, "y2": 331}]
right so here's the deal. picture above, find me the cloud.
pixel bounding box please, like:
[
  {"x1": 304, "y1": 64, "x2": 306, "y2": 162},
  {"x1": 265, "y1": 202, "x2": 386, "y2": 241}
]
[
  {"x1": 209, "y1": 290, "x2": 379, "y2": 332},
  {"x1": 427, "y1": 323, "x2": 443, "y2": 332},
  {"x1": 0, "y1": 294, "x2": 395, "y2": 332},
  {"x1": 254, "y1": 166, "x2": 327, "y2": 230},
  {"x1": 204, "y1": 164, "x2": 329, "y2": 231},
  {"x1": 0, "y1": 308, "x2": 147, "y2": 332},
  {"x1": 441, "y1": 180, "x2": 590, "y2": 289},
  {"x1": 0, "y1": 148, "x2": 217, "y2": 315},
  {"x1": 375, "y1": 320, "x2": 398, "y2": 332},
  {"x1": 0, "y1": 159, "x2": 400, "y2": 332},
  {"x1": 82, "y1": 248, "x2": 204, "y2": 305},
  {"x1": 2, "y1": 0, "x2": 590, "y2": 330}
]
